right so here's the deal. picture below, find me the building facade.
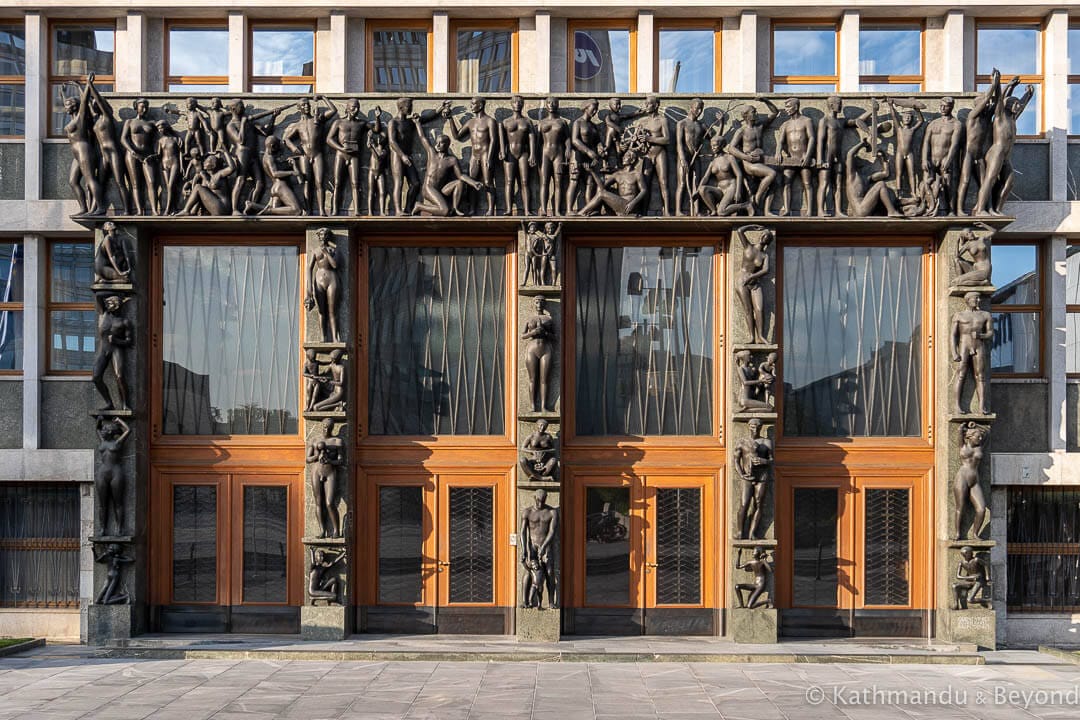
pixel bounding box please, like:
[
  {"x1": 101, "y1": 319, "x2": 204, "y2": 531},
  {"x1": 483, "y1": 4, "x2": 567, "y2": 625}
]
[{"x1": 0, "y1": 2, "x2": 1079, "y2": 648}]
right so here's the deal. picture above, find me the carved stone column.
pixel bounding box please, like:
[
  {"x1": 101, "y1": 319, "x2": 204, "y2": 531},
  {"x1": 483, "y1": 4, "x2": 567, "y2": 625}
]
[
  {"x1": 516, "y1": 221, "x2": 562, "y2": 641},
  {"x1": 87, "y1": 222, "x2": 148, "y2": 642},
  {"x1": 727, "y1": 224, "x2": 779, "y2": 643},
  {"x1": 301, "y1": 225, "x2": 355, "y2": 640},
  {"x1": 935, "y1": 224, "x2": 997, "y2": 648}
]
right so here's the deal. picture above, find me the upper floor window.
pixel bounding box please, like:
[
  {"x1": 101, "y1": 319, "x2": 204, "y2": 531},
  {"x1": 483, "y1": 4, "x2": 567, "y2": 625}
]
[
  {"x1": 166, "y1": 22, "x2": 228, "y2": 92},
  {"x1": 1065, "y1": 243, "x2": 1080, "y2": 375},
  {"x1": 569, "y1": 20, "x2": 635, "y2": 93},
  {"x1": 49, "y1": 22, "x2": 115, "y2": 137},
  {"x1": 976, "y1": 22, "x2": 1042, "y2": 136},
  {"x1": 368, "y1": 21, "x2": 430, "y2": 93},
  {"x1": 772, "y1": 23, "x2": 837, "y2": 93},
  {"x1": 991, "y1": 243, "x2": 1041, "y2": 376},
  {"x1": 48, "y1": 241, "x2": 95, "y2": 374},
  {"x1": 0, "y1": 23, "x2": 25, "y2": 137},
  {"x1": 858, "y1": 23, "x2": 923, "y2": 92},
  {"x1": 1068, "y1": 24, "x2": 1080, "y2": 135},
  {"x1": 249, "y1": 24, "x2": 314, "y2": 93},
  {"x1": 0, "y1": 241, "x2": 23, "y2": 373},
  {"x1": 655, "y1": 21, "x2": 720, "y2": 93},
  {"x1": 452, "y1": 21, "x2": 515, "y2": 93}
]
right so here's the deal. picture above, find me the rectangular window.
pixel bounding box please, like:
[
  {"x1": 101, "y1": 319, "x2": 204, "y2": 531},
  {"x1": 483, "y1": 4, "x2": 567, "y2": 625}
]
[
  {"x1": 166, "y1": 22, "x2": 228, "y2": 92},
  {"x1": 0, "y1": 23, "x2": 25, "y2": 137},
  {"x1": 1069, "y1": 25, "x2": 1080, "y2": 135},
  {"x1": 172, "y1": 484, "x2": 217, "y2": 603},
  {"x1": 783, "y1": 245, "x2": 923, "y2": 437},
  {"x1": 1068, "y1": 243, "x2": 1080, "y2": 375},
  {"x1": 368, "y1": 246, "x2": 507, "y2": 436},
  {"x1": 378, "y1": 485, "x2": 424, "y2": 604},
  {"x1": 242, "y1": 485, "x2": 288, "y2": 603},
  {"x1": 49, "y1": 22, "x2": 115, "y2": 136},
  {"x1": 575, "y1": 245, "x2": 714, "y2": 437},
  {"x1": 249, "y1": 24, "x2": 314, "y2": 93},
  {"x1": 656, "y1": 22, "x2": 719, "y2": 93},
  {"x1": 48, "y1": 241, "x2": 95, "y2": 373},
  {"x1": 990, "y1": 243, "x2": 1041, "y2": 376},
  {"x1": 772, "y1": 23, "x2": 837, "y2": 93},
  {"x1": 858, "y1": 23, "x2": 923, "y2": 92},
  {"x1": 0, "y1": 241, "x2": 23, "y2": 372},
  {"x1": 452, "y1": 22, "x2": 515, "y2": 93},
  {"x1": 0, "y1": 484, "x2": 80, "y2": 607},
  {"x1": 368, "y1": 22, "x2": 430, "y2": 93},
  {"x1": 976, "y1": 22, "x2": 1042, "y2": 136},
  {"x1": 863, "y1": 488, "x2": 910, "y2": 606},
  {"x1": 1007, "y1": 486, "x2": 1080, "y2": 612},
  {"x1": 161, "y1": 245, "x2": 300, "y2": 436},
  {"x1": 569, "y1": 21, "x2": 636, "y2": 93}
]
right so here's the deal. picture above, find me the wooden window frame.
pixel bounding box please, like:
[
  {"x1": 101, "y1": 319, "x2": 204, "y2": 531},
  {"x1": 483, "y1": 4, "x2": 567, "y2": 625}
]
[
  {"x1": 857, "y1": 20, "x2": 925, "y2": 91},
  {"x1": 990, "y1": 240, "x2": 1044, "y2": 378},
  {"x1": 449, "y1": 19, "x2": 518, "y2": 93},
  {"x1": 653, "y1": 19, "x2": 722, "y2": 93},
  {"x1": 770, "y1": 20, "x2": 839, "y2": 91},
  {"x1": 0, "y1": 20, "x2": 26, "y2": 139},
  {"x1": 164, "y1": 19, "x2": 229, "y2": 90},
  {"x1": 46, "y1": 239, "x2": 94, "y2": 376},
  {"x1": 0, "y1": 239, "x2": 22, "y2": 375},
  {"x1": 365, "y1": 19, "x2": 433, "y2": 93},
  {"x1": 974, "y1": 19, "x2": 1044, "y2": 137},
  {"x1": 47, "y1": 21, "x2": 116, "y2": 138},
  {"x1": 567, "y1": 19, "x2": 638, "y2": 93},
  {"x1": 247, "y1": 21, "x2": 316, "y2": 92}
]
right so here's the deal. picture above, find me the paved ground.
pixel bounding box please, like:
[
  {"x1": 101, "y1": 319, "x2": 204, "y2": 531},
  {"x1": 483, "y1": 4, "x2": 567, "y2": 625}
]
[{"x1": 1, "y1": 644, "x2": 1078, "y2": 719}]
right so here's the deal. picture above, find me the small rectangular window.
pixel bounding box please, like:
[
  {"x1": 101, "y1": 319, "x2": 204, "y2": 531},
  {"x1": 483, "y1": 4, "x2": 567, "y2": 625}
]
[
  {"x1": 166, "y1": 23, "x2": 229, "y2": 91},
  {"x1": 0, "y1": 24, "x2": 25, "y2": 137},
  {"x1": 1069, "y1": 25, "x2": 1080, "y2": 135},
  {"x1": 975, "y1": 22, "x2": 1043, "y2": 135},
  {"x1": 858, "y1": 24, "x2": 923, "y2": 92},
  {"x1": 48, "y1": 241, "x2": 95, "y2": 373},
  {"x1": 249, "y1": 24, "x2": 314, "y2": 93},
  {"x1": 656, "y1": 23, "x2": 719, "y2": 93},
  {"x1": 48, "y1": 22, "x2": 115, "y2": 137},
  {"x1": 0, "y1": 241, "x2": 23, "y2": 372},
  {"x1": 453, "y1": 22, "x2": 516, "y2": 93},
  {"x1": 1065, "y1": 243, "x2": 1080, "y2": 375},
  {"x1": 0, "y1": 484, "x2": 80, "y2": 607},
  {"x1": 990, "y1": 243, "x2": 1042, "y2": 376},
  {"x1": 772, "y1": 23, "x2": 837, "y2": 92},
  {"x1": 1007, "y1": 486, "x2": 1080, "y2": 612},
  {"x1": 569, "y1": 21, "x2": 635, "y2": 93},
  {"x1": 368, "y1": 22, "x2": 430, "y2": 93}
]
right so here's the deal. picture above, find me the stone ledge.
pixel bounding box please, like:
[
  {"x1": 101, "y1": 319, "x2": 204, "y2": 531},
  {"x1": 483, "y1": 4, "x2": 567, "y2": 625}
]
[
  {"x1": 0, "y1": 449, "x2": 92, "y2": 483},
  {"x1": 948, "y1": 284, "x2": 995, "y2": 297}
]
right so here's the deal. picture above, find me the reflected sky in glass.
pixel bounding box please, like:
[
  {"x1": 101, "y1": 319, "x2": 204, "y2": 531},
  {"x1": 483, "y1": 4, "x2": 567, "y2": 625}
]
[
  {"x1": 859, "y1": 27, "x2": 920, "y2": 76},
  {"x1": 169, "y1": 28, "x2": 228, "y2": 77},
  {"x1": 1070, "y1": 28, "x2": 1080, "y2": 75},
  {"x1": 991, "y1": 245, "x2": 1038, "y2": 304},
  {"x1": 574, "y1": 30, "x2": 630, "y2": 93},
  {"x1": 773, "y1": 28, "x2": 835, "y2": 77},
  {"x1": 976, "y1": 82, "x2": 1039, "y2": 135},
  {"x1": 53, "y1": 27, "x2": 114, "y2": 75},
  {"x1": 251, "y1": 84, "x2": 313, "y2": 94},
  {"x1": 252, "y1": 29, "x2": 313, "y2": 77},
  {"x1": 772, "y1": 83, "x2": 837, "y2": 94},
  {"x1": 858, "y1": 83, "x2": 922, "y2": 93},
  {"x1": 1070, "y1": 84, "x2": 1080, "y2": 135},
  {"x1": 168, "y1": 84, "x2": 229, "y2": 94},
  {"x1": 977, "y1": 27, "x2": 1039, "y2": 76},
  {"x1": 658, "y1": 30, "x2": 713, "y2": 93}
]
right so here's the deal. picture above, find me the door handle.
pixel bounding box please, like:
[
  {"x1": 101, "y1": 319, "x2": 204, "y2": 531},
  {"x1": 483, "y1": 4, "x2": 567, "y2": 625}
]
[
  {"x1": 437, "y1": 560, "x2": 450, "y2": 572},
  {"x1": 644, "y1": 561, "x2": 658, "y2": 573}
]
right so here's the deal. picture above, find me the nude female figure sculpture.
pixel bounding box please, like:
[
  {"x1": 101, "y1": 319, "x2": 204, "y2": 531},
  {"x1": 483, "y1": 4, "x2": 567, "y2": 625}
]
[
  {"x1": 244, "y1": 136, "x2": 303, "y2": 216},
  {"x1": 733, "y1": 225, "x2": 773, "y2": 344},
  {"x1": 63, "y1": 79, "x2": 105, "y2": 215},
  {"x1": 308, "y1": 547, "x2": 346, "y2": 605},
  {"x1": 307, "y1": 432, "x2": 343, "y2": 539},
  {"x1": 93, "y1": 295, "x2": 132, "y2": 411},
  {"x1": 85, "y1": 75, "x2": 131, "y2": 214},
  {"x1": 178, "y1": 151, "x2": 237, "y2": 216},
  {"x1": 121, "y1": 98, "x2": 161, "y2": 216},
  {"x1": 501, "y1": 95, "x2": 537, "y2": 216},
  {"x1": 225, "y1": 99, "x2": 290, "y2": 215},
  {"x1": 954, "y1": 222, "x2": 994, "y2": 287},
  {"x1": 306, "y1": 228, "x2": 342, "y2": 342},
  {"x1": 522, "y1": 296, "x2": 556, "y2": 412},
  {"x1": 156, "y1": 119, "x2": 183, "y2": 215},
  {"x1": 96, "y1": 416, "x2": 130, "y2": 537},
  {"x1": 954, "y1": 422, "x2": 990, "y2": 540},
  {"x1": 94, "y1": 221, "x2": 131, "y2": 285},
  {"x1": 734, "y1": 418, "x2": 773, "y2": 540}
]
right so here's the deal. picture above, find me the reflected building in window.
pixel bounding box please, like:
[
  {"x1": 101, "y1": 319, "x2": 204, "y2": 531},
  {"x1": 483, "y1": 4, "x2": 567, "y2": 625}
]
[
  {"x1": 456, "y1": 30, "x2": 512, "y2": 93},
  {"x1": 372, "y1": 30, "x2": 429, "y2": 93}
]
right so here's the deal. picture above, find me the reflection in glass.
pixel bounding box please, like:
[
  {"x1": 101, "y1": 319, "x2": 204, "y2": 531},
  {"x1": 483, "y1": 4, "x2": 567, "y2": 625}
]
[
  {"x1": 0, "y1": 84, "x2": 24, "y2": 136},
  {"x1": 0, "y1": 27, "x2": 25, "y2": 137},
  {"x1": 51, "y1": 82, "x2": 111, "y2": 136},
  {"x1": 368, "y1": 246, "x2": 505, "y2": 436},
  {"x1": 793, "y1": 488, "x2": 838, "y2": 607},
  {"x1": 0, "y1": 484, "x2": 80, "y2": 607},
  {"x1": 783, "y1": 246, "x2": 923, "y2": 437},
  {"x1": 0, "y1": 242, "x2": 24, "y2": 303},
  {"x1": 863, "y1": 488, "x2": 910, "y2": 606},
  {"x1": 1069, "y1": 313, "x2": 1080, "y2": 374},
  {"x1": 52, "y1": 26, "x2": 114, "y2": 76},
  {"x1": 977, "y1": 27, "x2": 1039, "y2": 76},
  {"x1": 773, "y1": 27, "x2": 836, "y2": 77},
  {"x1": 1007, "y1": 487, "x2": 1080, "y2": 610},
  {"x1": 161, "y1": 246, "x2": 299, "y2": 435},
  {"x1": 242, "y1": 486, "x2": 288, "y2": 603},
  {"x1": 977, "y1": 82, "x2": 1040, "y2": 136},
  {"x1": 168, "y1": 28, "x2": 228, "y2": 77},
  {"x1": 991, "y1": 311, "x2": 1039, "y2": 374},
  {"x1": 0, "y1": 310, "x2": 21, "y2": 371},
  {"x1": 456, "y1": 30, "x2": 512, "y2": 93},
  {"x1": 172, "y1": 485, "x2": 217, "y2": 603},
  {"x1": 771, "y1": 83, "x2": 837, "y2": 94},
  {"x1": 1071, "y1": 29, "x2": 1080, "y2": 75},
  {"x1": 372, "y1": 30, "x2": 429, "y2": 93},
  {"x1": 658, "y1": 30, "x2": 714, "y2": 93},
  {"x1": 991, "y1": 245, "x2": 1039, "y2": 305},
  {"x1": 576, "y1": 246, "x2": 713, "y2": 436},
  {"x1": 49, "y1": 310, "x2": 94, "y2": 371},
  {"x1": 858, "y1": 27, "x2": 921, "y2": 77},
  {"x1": 1070, "y1": 84, "x2": 1080, "y2": 136},
  {"x1": 378, "y1": 486, "x2": 424, "y2": 604},
  {"x1": 859, "y1": 83, "x2": 921, "y2": 94},
  {"x1": 0, "y1": 26, "x2": 25, "y2": 75},
  {"x1": 573, "y1": 30, "x2": 631, "y2": 93},
  {"x1": 655, "y1": 488, "x2": 701, "y2": 604},
  {"x1": 50, "y1": 242, "x2": 93, "y2": 304},
  {"x1": 251, "y1": 84, "x2": 314, "y2": 94},
  {"x1": 251, "y1": 28, "x2": 314, "y2": 78},
  {"x1": 168, "y1": 84, "x2": 229, "y2": 94},
  {"x1": 585, "y1": 486, "x2": 631, "y2": 606},
  {"x1": 448, "y1": 487, "x2": 494, "y2": 603}
]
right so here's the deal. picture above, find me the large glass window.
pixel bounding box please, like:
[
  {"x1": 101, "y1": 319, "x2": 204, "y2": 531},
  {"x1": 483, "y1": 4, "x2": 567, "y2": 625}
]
[
  {"x1": 369, "y1": 24, "x2": 430, "y2": 93},
  {"x1": 0, "y1": 24, "x2": 25, "y2": 137},
  {"x1": 166, "y1": 23, "x2": 228, "y2": 92},
  {"x1": 0, "y1": 484, "x2": 80, "y2": 607},
  {"x1": 991, "y1": 243, "x2": 1041, "y2": 376},
  {"x1": 772, "y1": 24, "x2": 837, "y2": 93},
  {"x1": 575, "y1": 245, "x2": 714, "y2": 436},
  {"x1": 172, "y1": 484, "x2": 217, "y2": 603},
  {"x1": 0, "y1": 242, "x2": 23, "y2": 372},
  {"x1": 976, "y1": 23, "x2": 1042, "y2": 136},
  {"x1": 1069, "y1": 25, "x2": 1080, "y2": 135},
  {"x1": 249, "y1": 25, "x2": 314, "y2": 93},
  {"x1": 48, "y1": 241, "x2": 94, "y2": 373},
  {"x1": 453, "y1": 23, "x2": 513, "y2": 93},
  {"x1": 1068, "y1": 243, "x2": 1080, "y2": 375},
  {"x1": 569, "y1": 23, "x2": 634, "y2": 93},
  {"x1": 1007, "y1": 486, "x2": 1080, "y2": 612},
  {"x1": 49, "y1": 23, "x2": 115, "y2": 136},
  {"x1": 161, "y1": 245, "x2": 300, "y2": 436},
  {"x1": 242, "y1": 485, "x2": 288, "y2": 603},
  {"x1": 368, "y1": 246, "x2": 506, "y2": 436},
  {"x1": 858, "y1": 24, "x2": 923, "y2": 93},
  {"x1": 656, "y1": 25, "x2": 717, "y2": 93},
  {"x1": 783, "y1": 245, "x2": 923, "y2": 437}
]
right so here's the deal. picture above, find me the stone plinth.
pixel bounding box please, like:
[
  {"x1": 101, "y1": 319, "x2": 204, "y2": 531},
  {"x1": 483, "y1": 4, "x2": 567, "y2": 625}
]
[
  {"x1": 516, "y1": 607, "x2": 561, "y2": 642},
  {"x1": 728, "y1": 607, "x2": 778, "y2": 644},
  {"x1": 88, "y1": 603, "x2": 146, "y2": 644},
  {"x1": 301, "y1": 605, "x2": 352, "y2": 641}
]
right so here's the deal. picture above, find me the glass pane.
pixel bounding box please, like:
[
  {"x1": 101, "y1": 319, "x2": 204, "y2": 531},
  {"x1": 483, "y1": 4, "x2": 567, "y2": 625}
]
[
  {"x1": 771, "y1": 83, "x2": 837, "y2": 94},
  {"x1": 991, "y1": 245, "x2": 1038, "y2": 304},
  {"x1": 991, "y1": 311, "x2": 1040, "y2": 374},
  {"x1": 378, "y1": 486, "x2": 424, "y2": 604},
  {"x1": 0, "y1": 242, "x2": 23, "y2": 303},
  {"x1": 773, "y1": 27, "x2": 836, "y2": 77},
  {"x1": 863, "y1": 488, "x2": 910, "y2": 606},
  {"x1": 783, "y1": 246, "x2": 923, "y2": 437},
  {"x1": 0, "y1": 309, "x2": 21, "y2": 370},
  {"x1": 172, "y1": 485, "x2": 217, "y2": 603},
  {"x1": 575, "y1": 246, "x2": 714, "y2": 436},
  {"x1": 251, "y1": 84, "x2": 313, "y2": 94},
  {"x1": 1007, "y1": 487, "x2": 1080, "y2": 610},
  {"x1": 50, "y1": 242, "x2": 93, "y2": 303},
  {"x1": 658, "y1": 30, "x2": 714, "y2": 93},
  {"x1": 168, "y1": 28, "x2": 228, "y2": 77},
  {"x1": 977, "y1": 82, "x2": 1040, "y2": 136},
  {"x1": 977, "y1": 27, "x2": 1039, "y2": 76},
  {"x1": 168, "y1": 83, "x2": 229, "y2": 94},
  {"x1": 456, "y1": 30, "x2": 512, "y2": 93},
  {"x1": 368, "y1": 246, "x2": 506, "y2": 436},
  {"x1": 859, "y1": 27, "x2": 921, "y2": 77},
  {"x1": 51, "y1": 82, "x2": 111, "y2": 136},
  {"x1": 0, "y1": 25, "x2": 25, "y2": 76},
  {"x1": 52, "y1": 25, "x2": 114, "y2": 76},
  {"x1": 1070, "y1": 84, "x2": 1080, "y2": 136},
  {"x1": 162, "y1": 246, "x2": 300, "y2": 435},
  {"x1": 655, "y1": 488, "x2": 701, "y2": 605},
  {"x1": 0, "y1": 84, "x2": 25, "y2": 136},
  {"x1": 448, "y1": 486, "x2": 494, "y2": 603},
  {"x1": 793, "y1": 488, "x2": 838, "y2": 607},
  {"x1": 1071, "y1": 28, "x2": 1080, "y2": 76},
  {"x1": 0, "y1": 485, "x2": 80, "y2": 607},
  {"x1": 858, "y1": 82, "x2": 922, "y2": 94},
  {"x1": 251, "y1": 28, "x2": 313, "y2": 78},
  {"x1": 49, "y1": 310, "x2": 94, "y2": 372},
  {"x1": 242, "y1": 485, "x2": 288, "y2": 603},
  {"x1": 371, "y1": 30, "x2": 429, "y2": 93},
  {"x1": 573, "y1": 29, "x2": 631, "y2": 93},
  {"x1": 585, "y1": 486, "x2": 631, "y2": 606},
  {"x1": 1069, "y1": 312, "x2": 1080, "y2": 374}
]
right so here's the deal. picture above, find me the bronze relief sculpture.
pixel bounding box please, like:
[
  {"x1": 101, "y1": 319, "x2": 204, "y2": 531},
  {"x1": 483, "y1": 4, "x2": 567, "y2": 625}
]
[
  {"x1": 522, "y1": 296, "x2": 556, "y2": 412},
  {"x1": 954, "y1": 421, "x2": 990, "y2": 540},
  {"x1": 519, "y1": 489, "x2": 559, "y2": 610},
  {"x1": 95, "y1": 416, "x2": 130, "y2": 537},
  {"x1": 94, "y1": 543, "x2": 134, "y2": 605},
  {"x1": 93, "y1": 221, "x2": 131, "y2": 285},
  {"x1": 734, "y1": 546, "x2": 773, "y2": 609},
  {"x1": 953, "y1": 546, "x2": 992, "y2": 610},
  {"x1": 307, "y1": 418, "x2": 345, "y2": 539},
  {"x1": 520, "y1": 419, "x2": 559, "y2": 483},
  {"x1": 308, "y1": 546, "x2": 347, "y2": 606},
  {"x1": 952, "y1": 291, "x2": 994, "y2": 416},
  {"x1": 954, "y1": 222, "x2": 994, "y2": 286},
  {"x1": 734, "y1": 418, "x2": 773, "y2": 540},
  {"x1": 306, "y1": 228, "x2": 342, "y2": 343},
  {"x1": 92, "y1": 295, "x2": 132, "y2": 412},
  {"x1": 734, "y1": 224, "x2": 773, "y2": 344}
]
